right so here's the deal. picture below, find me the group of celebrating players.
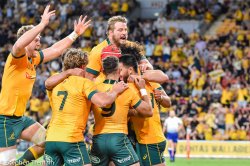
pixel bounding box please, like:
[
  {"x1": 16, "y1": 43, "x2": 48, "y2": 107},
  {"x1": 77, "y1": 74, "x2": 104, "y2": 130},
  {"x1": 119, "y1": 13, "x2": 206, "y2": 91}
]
[{"x1": 0, "y1": 5, "x2": 173, "y2": 166}]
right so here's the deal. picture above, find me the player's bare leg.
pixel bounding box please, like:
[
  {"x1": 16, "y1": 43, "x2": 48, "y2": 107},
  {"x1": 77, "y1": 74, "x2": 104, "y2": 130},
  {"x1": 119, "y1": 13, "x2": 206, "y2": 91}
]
[{"x1": 16, "y1": 122, "x2": 46, "y2": 166}]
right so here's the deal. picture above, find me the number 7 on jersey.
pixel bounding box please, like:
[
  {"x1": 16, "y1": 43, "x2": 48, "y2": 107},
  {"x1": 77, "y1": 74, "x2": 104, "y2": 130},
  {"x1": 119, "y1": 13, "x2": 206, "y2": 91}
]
[{"x1": 57, "y1": 91, "x2": 68, "y2": 111}]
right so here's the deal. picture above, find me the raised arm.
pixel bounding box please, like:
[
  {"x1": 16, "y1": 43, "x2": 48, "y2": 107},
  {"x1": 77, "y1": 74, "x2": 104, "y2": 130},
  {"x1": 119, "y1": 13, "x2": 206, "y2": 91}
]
[
  {"x1": 42, "y1": 15, "x2": 91, "y2": 63},
  {"x1": 12, "y1": 5, "x2": 55, "y2": 57},
  {"x1": 45, "y1": 68, "x2": 84, "y2": 90},
  {"x1": 91, "y1": 81, "x2": 128, "y2": 107}
]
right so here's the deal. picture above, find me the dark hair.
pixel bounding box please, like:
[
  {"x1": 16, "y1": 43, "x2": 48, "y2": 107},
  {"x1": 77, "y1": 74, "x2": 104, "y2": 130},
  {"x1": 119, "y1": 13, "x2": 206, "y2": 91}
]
[
  {"x1": 119, "y1": 55, "x2": 138, "y2": 73},
  {"x1": 120, "y1": 41, "x2": 144, "y2": 62},
  {"x1": 102, "y1": 56, "x2": 119, "y2": 75}
]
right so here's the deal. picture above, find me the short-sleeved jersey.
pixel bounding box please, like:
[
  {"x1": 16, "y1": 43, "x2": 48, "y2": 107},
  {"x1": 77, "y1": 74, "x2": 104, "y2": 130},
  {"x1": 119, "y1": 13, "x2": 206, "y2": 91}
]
[
  {"x1": 130, "y1": 82, "x2": 166, "y2": 144},
  {"x1": 93, "y1": 80, "x2": 141, "y2": 135},
  {"x1": 164, "y1": 117, "x2": 183, "y2": 133},
  {"x1": 86, "y1": 39, "x2": 110, "y2": 83},
  {"x1": 0, "y1": 51, "x2": 44, "y2": 116},
  {"x1": 86, "y1": 39, "x2": 148, "y2": 84},
  {"x1": 46, "y1": 76, "x2": 97, "y2": 142}
]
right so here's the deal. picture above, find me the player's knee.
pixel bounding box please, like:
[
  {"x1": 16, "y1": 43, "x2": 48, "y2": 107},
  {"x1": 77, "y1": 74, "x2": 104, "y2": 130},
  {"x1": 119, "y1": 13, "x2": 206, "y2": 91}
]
[
  {"x1": 31, "y1": 126, "x2": 46, "y2": 146},
  {"x1": 0, "y1": 149, "x2": 16, "y2": 166}
]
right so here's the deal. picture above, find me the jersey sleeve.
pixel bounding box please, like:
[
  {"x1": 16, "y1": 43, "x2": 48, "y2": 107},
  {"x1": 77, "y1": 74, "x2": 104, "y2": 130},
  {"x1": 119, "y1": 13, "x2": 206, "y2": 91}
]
[
  {"x1": 9, "y1": 53, "x2": 27, "y2": 67},
  {"x1": 86, "y1": 47, "x2": 102, "y2": 76},
  {"x1": 128, "y1": 86, "x2": 142, "y2": 109},
  {"x1": 33, "y1": 51, "x2": 44, "y2": 65},
  {"x1": 126, "y1": 83, "x2": 143, "y2": 109},
  {"x1": 83, "y1": 79, "x2": 98, "y2": 100}
]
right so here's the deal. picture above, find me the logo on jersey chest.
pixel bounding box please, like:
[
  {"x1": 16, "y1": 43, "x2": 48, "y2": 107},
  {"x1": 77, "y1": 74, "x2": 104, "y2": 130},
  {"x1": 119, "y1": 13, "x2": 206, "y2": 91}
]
[
  {"x1": 25, "y1": 72, "x2": 36, "y2": 79},
  {"x1": 25, "y1": 62, "x2": 36, "y2": 79}
]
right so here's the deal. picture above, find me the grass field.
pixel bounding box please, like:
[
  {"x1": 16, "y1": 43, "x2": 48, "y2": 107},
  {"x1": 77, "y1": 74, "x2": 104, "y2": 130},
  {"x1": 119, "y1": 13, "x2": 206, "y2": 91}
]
[
  {"x1": 17, "y1": 156, "x2": 250, "y2": 166},
  {"x1": 166, "y1": 158, "x2": 250, "y2": 166}
]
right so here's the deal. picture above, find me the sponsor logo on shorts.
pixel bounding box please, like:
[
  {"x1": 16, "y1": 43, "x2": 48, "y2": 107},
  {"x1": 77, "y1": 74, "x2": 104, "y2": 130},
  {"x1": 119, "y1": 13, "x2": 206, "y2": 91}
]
[
  {"x1": 143, "y1": 154, "x2": 147, "y2": 160},
  {"x1": 67, "y1": 157, "x2": 81, "y2": 164},
  {"x1": 117, "y1": 155, "x2": 131, "y2": 163},
  {"x1": 90, "y1": 155, "x2": 100, "y2": 164},
  {"x1": 8, "y1": 132, "x2": 15, "y2": 140},
  {"x1": 44, "y1": 154, "x2": 54, "y2": 165}
]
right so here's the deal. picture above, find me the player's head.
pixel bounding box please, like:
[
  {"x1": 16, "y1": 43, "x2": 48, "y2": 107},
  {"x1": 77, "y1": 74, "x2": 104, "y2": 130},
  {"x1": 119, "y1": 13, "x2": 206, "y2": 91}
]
[
  {"x1": 169, "y1": 110, "x2": 175, "y2": 118},
  {"x1": 120, "y1": 41, "x2": 144, "y2": 62},
  {"x1": 119, "y1": 55, "x2": 138, "y2": 83},
  {"x1": 17, "y1": 25, "x2": 41, "y2": 55},
  {"x1": 17, "y1": 25, "x2": 34, "y2": 39},
  {"x1": 102, "y1": 56, "x2": 119, "y2": 78},
  {"x1": 107, "y1": 16, "x2": 128, "y2": 47},
  {"x1": 62, "y1": 48, "x2": 88, "y2": 71}
]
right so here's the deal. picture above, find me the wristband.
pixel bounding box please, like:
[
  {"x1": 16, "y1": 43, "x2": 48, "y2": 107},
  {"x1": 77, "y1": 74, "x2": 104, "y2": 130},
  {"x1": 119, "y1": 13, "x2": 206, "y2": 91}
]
[
  {"x1": 140, "y1": 89, "x2": 147, "y2": 96},
  {"x1": 68, "y1": 31, "x2": 79, "y2": 41}
]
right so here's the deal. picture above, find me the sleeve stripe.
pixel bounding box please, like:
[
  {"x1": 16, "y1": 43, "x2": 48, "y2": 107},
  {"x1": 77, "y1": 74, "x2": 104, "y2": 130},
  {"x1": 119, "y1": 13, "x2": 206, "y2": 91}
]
[
  {"x1": 157, "y1": 86, "x2": 163, "y2": 90},
  {"x1": 11, "y1": 52, "x2": 26, "y2": 59},
  {"x1": 88, "y1": 90, "x2": 98, "y2": 100},
  {"x1": 38, "y1": 50, "x2": 44, "y2": 65},
  {"x1": 133, "y1": 100, "x2": 142, "y2": 109},
  {"x1": 86, "y1": 68, "x2": 100, "y2": 76}
]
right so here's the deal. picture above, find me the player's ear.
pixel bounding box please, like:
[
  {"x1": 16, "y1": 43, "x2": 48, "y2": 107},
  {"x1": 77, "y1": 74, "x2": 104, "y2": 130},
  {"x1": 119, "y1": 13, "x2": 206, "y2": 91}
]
[{"x1": 128, "y1": 67, "x2": 133, "y2": 75}]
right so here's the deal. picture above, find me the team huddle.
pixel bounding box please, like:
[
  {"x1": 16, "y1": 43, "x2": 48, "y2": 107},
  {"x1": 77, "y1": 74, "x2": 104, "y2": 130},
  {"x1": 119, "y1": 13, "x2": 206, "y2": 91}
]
[{"x1": 0, "y1": 5, "x2": 172, "y2": 166}]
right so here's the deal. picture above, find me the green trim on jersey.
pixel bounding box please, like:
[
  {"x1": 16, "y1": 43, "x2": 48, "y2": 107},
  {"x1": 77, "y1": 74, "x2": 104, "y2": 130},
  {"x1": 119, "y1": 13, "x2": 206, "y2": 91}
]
[
  {"x1": 38, "y1": 50, "x2": 44, "y2": 65},
  {"x1": 86, "y1": 68, "x2": 100, "y2": 76},
  {"x1": 103, "y1": 79, "x2": 117, "y2": 84},
  {"x1": 88, "y1": 90, "x2": 98, "y2": 100},
  {"x1": 133, "y1": 100, "x2": 142, "y2": 109}
]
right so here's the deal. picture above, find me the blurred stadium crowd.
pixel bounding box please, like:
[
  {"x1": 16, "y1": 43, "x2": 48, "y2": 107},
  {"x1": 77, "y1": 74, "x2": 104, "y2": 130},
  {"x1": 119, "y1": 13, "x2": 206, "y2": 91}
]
[{"x1": 0, "y1": 0, "x2": 249, "y2": 150}]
